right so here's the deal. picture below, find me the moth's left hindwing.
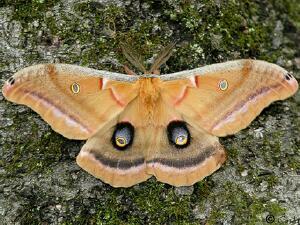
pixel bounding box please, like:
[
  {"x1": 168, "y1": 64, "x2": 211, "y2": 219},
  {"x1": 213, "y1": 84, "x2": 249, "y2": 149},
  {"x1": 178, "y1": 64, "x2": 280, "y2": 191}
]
[{"x1": 2, "y1": 64, "x2": 139, "y2": 139}]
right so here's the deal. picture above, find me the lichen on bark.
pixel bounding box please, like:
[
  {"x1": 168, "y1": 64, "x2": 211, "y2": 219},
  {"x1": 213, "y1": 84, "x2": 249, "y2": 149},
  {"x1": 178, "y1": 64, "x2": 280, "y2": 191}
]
[{"x1": 0, "y1": 0, "x2": 299, "y2": 224}]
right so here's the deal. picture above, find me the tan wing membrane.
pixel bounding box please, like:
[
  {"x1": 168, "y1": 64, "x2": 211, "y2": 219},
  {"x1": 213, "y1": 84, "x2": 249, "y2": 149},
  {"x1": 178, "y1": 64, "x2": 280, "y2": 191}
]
[
  {"x1": 77, "y1": 95, "x2": 226, "y2": 187},
  {"x1": 2, "y1": 64, "x2": 138, "y2": 139},
  {"x1": 161, "y1": 60, "x2": 298, "y2": 137},
  {"x1": 76, "y1": 121, "x2": 151, "y2": 188},
  {"x1": 76, "y1": 98, "x2": 152, "y2": 187},
  {"x1": 146, "y1": 125, "x2": 226, "y2": 186}
]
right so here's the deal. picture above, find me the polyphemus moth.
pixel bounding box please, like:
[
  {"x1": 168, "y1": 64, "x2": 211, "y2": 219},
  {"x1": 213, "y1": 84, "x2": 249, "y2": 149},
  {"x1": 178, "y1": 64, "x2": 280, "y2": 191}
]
[{"x1": 2, "y1": 45, "x2": 298, "y2": 187}]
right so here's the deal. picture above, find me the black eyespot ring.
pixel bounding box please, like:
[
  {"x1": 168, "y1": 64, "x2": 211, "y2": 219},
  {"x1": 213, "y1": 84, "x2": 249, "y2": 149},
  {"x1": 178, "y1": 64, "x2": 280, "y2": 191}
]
[
  {"x1": 8, "y1": 77, "x2": 15, "y2": 85},
  {"x1": 167, "y1": 121, "x2": 191, "y2": 149},
  {"x1": 111, "y1": 122, "x2": 134, "y2": 151}
]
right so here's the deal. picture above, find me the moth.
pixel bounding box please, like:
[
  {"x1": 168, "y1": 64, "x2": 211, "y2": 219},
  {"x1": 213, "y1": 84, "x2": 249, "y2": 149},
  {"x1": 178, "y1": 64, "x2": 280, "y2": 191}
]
[{"x1": 2, "y1": 46, "x2": 299, "y2": 187}]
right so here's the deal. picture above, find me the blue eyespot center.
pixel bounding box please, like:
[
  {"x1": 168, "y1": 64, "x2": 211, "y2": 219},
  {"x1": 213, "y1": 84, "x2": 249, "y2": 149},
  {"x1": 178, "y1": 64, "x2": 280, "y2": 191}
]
[
  {"x1": 112, "y1": 122, "x2": 134, "y2": 150},
  {"x1": 167, "y1": 121, "x2": 190, "y2": 149}
]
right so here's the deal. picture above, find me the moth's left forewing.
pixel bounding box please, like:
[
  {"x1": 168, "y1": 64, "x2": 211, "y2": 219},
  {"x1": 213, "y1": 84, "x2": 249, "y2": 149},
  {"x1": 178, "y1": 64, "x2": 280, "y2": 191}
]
[
  {"x1": 2, "y1": 64, "x2": 139, "y2": 140},
  {"x1": 161, "y1": 60, "x2": 298, "y2": 137}
]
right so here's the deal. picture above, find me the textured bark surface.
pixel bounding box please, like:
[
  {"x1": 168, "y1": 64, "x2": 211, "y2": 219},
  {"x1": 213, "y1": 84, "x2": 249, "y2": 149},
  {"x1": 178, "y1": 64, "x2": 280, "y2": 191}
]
[{"x1": 0, "y1": 0, "x2": 299, "y2": 224}]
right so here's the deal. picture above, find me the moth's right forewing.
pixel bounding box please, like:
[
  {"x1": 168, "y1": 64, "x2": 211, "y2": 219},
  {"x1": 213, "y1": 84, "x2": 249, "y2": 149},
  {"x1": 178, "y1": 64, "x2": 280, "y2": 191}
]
[{"x1": 161, "y1": 60, "x2": 298, "y2": 137}]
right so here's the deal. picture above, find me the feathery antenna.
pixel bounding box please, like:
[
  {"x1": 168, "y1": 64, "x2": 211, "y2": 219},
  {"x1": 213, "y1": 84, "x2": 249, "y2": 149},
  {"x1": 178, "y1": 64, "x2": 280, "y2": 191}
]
[
  {"x1": 150, "y1": 43, "x2": 175, "y2": 74},
  {"x1": 121, "y1": 44, "x2": 147, "y2": 74},
  {"x1": 120, "y1": 42, "x2": 175, "y2": 74}
]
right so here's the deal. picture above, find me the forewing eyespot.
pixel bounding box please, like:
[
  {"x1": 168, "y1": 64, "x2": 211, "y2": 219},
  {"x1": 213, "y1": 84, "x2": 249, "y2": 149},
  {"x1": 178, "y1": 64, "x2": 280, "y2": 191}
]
[
  {"x1": 71, "y1": 82, "x2": 80, "y2": 94},
  {"x1": 219, "y1": 79, "x2": 228, "y2": 91}
]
